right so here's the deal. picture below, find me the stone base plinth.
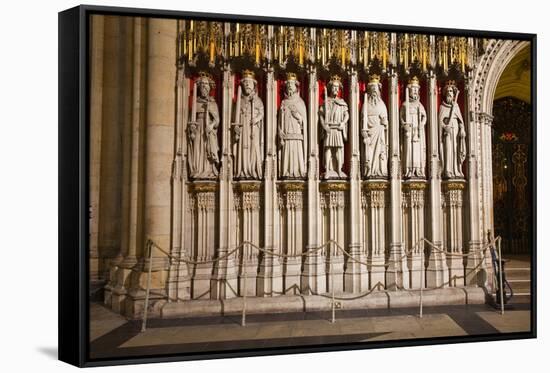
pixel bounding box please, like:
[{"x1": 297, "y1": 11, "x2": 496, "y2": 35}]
[{"x1": 158, "y1": 286, "x2": 485, "y2": 319}]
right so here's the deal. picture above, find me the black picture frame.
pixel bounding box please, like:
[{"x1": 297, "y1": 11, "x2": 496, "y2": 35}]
[{"x1": 59, "y1": 4, "x2": 537, "y2": 368}]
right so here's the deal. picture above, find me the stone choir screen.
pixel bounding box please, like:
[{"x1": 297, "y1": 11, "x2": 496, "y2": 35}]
[{"x1": 85, "y1": 11, "x2": 533, "y2": 363}]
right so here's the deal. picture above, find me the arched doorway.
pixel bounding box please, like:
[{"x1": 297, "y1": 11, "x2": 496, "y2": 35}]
[
  {"x1": 492, "y1": 97, "x2": 532, "y2": 255},
  {"x1": 491, "y1": 43, "x2": 532, "y2": 256}
]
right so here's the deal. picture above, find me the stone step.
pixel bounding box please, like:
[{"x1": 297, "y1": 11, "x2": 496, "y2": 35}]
[
  {"x1": 507, "y1": 280, "x2": 531, "y2": 294},
  {"x1": 505, "y1": 269, "x2": 531, "y2": 281}
]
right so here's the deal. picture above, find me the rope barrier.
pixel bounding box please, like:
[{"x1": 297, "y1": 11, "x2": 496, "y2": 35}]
[{"x1": 140, "y1": 235, "x2": 501, "y2": 331}]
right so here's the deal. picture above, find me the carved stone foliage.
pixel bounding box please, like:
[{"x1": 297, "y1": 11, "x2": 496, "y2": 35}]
[{"x1": 320, "y1": 191, "x2": 346, "y2": 210}]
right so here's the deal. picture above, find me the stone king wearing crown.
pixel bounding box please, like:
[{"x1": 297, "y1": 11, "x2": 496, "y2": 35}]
[
  {"x1": 400, "y1": 76, "x2": 427, "y2": 178},
  {"x1": 232, "y1": 69, "x2": 265, "y2": 180},
  {"x1": 362, "y1": 74, "x2": 389, "y2": 178},
  {"x1": 319, "y1": 75, "x2": 349, "y2": 179},
  {"x1": 439, "y1": 80, "x2": 466, "y2": 179}
]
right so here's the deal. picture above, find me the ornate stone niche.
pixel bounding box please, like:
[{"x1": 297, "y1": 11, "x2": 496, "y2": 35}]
[
  {"x1": 233, "y1": 181, "x2": 262, "y2": 296},
  {"x1": 402, "y1": 180, "x2": 427, "y2": 289},
  {"x1": 187, "y1": 181, "x2": 219, "y2": 299},
  {"x1": 277, "y1": 181, "x2": 306, "y2": 293},
  {"x1": 319, "y1": 181, "x2": 348, "y2": 292},
  {"x1": 442, "y1": 180, "x2": 466, "y2": 286},
  {"x1": 361, "y1": 181, "x2": 390, "y2": 289}
]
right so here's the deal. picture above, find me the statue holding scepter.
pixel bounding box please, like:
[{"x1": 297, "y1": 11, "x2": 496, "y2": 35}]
[
  {"x1": 400, "y1": 76, "x2": 427, "y2": 178},
  {"x1": 439, "y1": 80, "x2": 466, "y2": 179},
  {"x1": 319, "y1": 75, "x2": 349, "y2": 179},
  {"x1": 232, "y1": 70, "x2": 265, "y2": 180},
  {"x1": 187, "y1": 72, "x2": 220, "y2": 179}
]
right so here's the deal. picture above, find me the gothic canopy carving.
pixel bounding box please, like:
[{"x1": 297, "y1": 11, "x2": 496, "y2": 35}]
[{"x1": 178, "y1": 21, "x2": 486, "y2": 74}]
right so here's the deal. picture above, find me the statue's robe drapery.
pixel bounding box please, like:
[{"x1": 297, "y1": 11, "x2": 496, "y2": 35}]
[
  {"x1": 233, "y1": 93, "x2": 264, "y2": 179},
  {"x1": 363, "y1": 97, "x2": 389, "y2": 178},
  {"x1": 278, "y1": 93, "x2": 307, "y2": 178},
  {"x1": 400, "y1": 100, "x2": 427, "y2": 178},
  {"x1": 439, "y1": 101, "x2": 466, "y2": 178},
  {"x1": 319, "y1": 96, "x2": 349, "y2": 175},
  {"x1": 187, "y1": 96, "x2": 220, "y2": 179},
  {"x1": 320, "y1": 97, "x2": 349, "y2": 147}
]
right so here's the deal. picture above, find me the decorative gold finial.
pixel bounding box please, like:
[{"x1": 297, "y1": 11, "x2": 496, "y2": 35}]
[{"x1": 407, "y1": 76, "x2": 420, "y2": 87}]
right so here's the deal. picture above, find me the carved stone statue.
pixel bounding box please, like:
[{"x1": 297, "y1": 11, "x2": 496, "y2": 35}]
[
  {"x1": 319, "y1": 75, "x2": 349, "y2": 179},
  {"x1": 232, "y1": 70, "x2": 265, "y2": 179},
  {"x1": 362, "y1": 74, "x2": 388, "y2": 178},
  {"x1": 278, "y1": 73, "x2": 307, "y2": 179},
  {"x1": 400, "y1": 76, "x2": 427, "y2": 178},
  {"x1": 439, "y1": 81, "x2": 466, "y2": 179},
  {"x1": 187, "y1": 72, "x2": 220, "y2": 179}
]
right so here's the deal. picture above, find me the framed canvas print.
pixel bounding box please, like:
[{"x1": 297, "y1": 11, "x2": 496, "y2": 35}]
[{"x1": 58, "y1": 4, "x2": 537, "y2": 367}]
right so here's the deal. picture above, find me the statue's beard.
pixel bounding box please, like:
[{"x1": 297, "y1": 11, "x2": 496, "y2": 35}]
[{"x1": 368, "y1": 95, "x2": 379, "y2": 105}]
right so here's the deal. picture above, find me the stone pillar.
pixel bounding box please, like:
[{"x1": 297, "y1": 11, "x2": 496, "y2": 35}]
[
  {"x1": 442, "y1": 181, "x2": 466, "y2": 286},
  {"x1": 386, "y1": 66, "x2": 406, "y2": 290},
  {"x1": 480, "y1": 111, "x2": 495, "y2": 278},
  {"x1": 89, "y1": 14, "x2": 104, "y2": 291},
  {"x1": 104, "y1": 17, "x2": 139, "y2": 313},
  {"x1": 167, "y1": 60, "x2": 190, "y2": 302},
  {"x1": 320, "y1": 182, "x2": 347, "y2": 293},
  {"x1": 257, "y1": 59, "x2": 283, "y2": 296},
  {"x1": 344, "y1": 67, "x2": 367, "y2": 292},
  {"x1": 426, "y1": 71, "x2": 448, "y2": 287},
  {"x1": 464, "y1": 72, "x2": 484, "y2": 286},
  {"x1": 403, "y1": 181, "x2": 427, "y2": 288},
  {"x1": 363, "y1": 181, "x2": 389, "y2": 289},
  {"x1": 211, "y1": 63, "x2": 238, "y2": 299},
  {"x1": 126, "y1": 18, "x2": 178, "y2": 317},
  {"x1": 301, "y1": 67, "x2": 325, "y2": 293},
  {"x1": 101, "y1": 17, "x2": 127, "y2": 308}
]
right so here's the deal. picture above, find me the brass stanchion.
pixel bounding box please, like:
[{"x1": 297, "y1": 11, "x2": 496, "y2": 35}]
[
  {"x1": 141, "y1": 240, "x2": 154, "y2": 332},
  {"x1": 419, "y1": 245, "x2": 424, "y2": 318},
  {"x1": 242, "y1": 251, "x2": 247, "y2": 327},
  {"x1": 497, "y1": 237, "x2": 505, "y2": 315}
]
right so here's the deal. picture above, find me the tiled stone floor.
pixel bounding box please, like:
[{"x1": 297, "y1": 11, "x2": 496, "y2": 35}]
[{"x1": 89, "y1": 296, "x2": 531, "y2": 360}]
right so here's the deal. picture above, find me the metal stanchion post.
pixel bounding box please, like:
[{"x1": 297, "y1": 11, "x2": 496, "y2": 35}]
[
  {"x1": 242, "y1": 253, "x2": 247, "y2": 327},
  {"x1": 497, "y1": 237, "x2": 505, "y2": 315},
  {"x1": 141, "y1": 240, "x2": 154, "y2": 333},
  {"x1": 419, "y1": 243, "x2": 424, "y2": 318},
  {"x1": 331, "y1": 243, "x2": 336, "y2": 324}
]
